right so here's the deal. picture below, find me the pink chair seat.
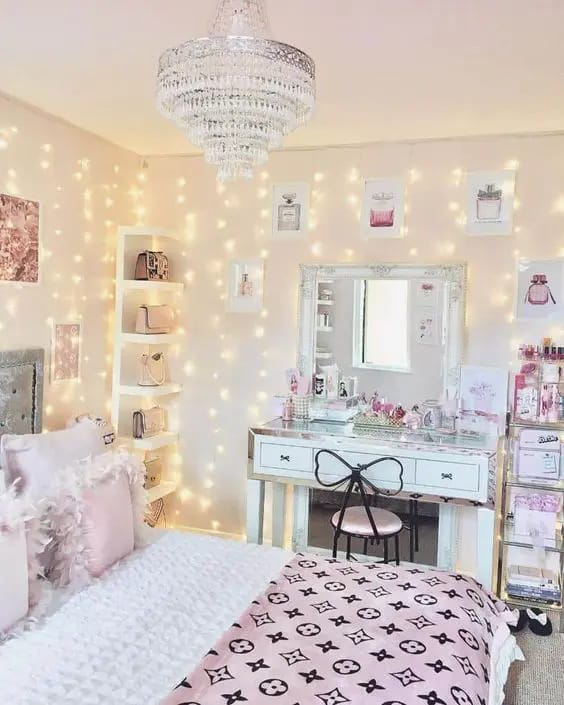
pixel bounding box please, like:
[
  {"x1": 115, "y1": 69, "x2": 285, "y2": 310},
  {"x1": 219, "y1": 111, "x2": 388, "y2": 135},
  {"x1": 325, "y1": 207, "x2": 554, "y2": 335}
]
[{"x1": 331, "y1": 506, "x2": 402, "y2": 537}]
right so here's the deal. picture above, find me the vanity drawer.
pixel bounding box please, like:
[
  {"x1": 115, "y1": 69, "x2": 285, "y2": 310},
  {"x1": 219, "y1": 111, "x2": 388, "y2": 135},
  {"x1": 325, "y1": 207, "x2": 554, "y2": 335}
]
[
  {"x1": 259, "y1": 443, "x2": 313, "y2": 472},
  {"x1": 415, "y1": 459, "x2": 479, "y2": 492},
  {"x1": 314, "y1": 449, "x2": 416, "y2": 488}
]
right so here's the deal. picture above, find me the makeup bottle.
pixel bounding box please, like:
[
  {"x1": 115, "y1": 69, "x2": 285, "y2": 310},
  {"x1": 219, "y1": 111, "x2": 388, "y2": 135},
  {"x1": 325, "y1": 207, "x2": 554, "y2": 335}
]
[
  {"x1": 277, "y1": 193, "x2": 301, "y2": 231},
  {"x1": 282, "y1": 397, "x2": 293, "y2": 421},
  {"x1": 476, "y1": 183, "x2": 502, "y2": 220}
]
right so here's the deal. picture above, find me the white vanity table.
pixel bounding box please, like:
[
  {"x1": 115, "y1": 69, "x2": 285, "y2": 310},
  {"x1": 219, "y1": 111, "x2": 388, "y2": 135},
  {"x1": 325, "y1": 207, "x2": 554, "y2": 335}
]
[{"x1": 247, "y1": 419, "x2": 499, "y2": 589}]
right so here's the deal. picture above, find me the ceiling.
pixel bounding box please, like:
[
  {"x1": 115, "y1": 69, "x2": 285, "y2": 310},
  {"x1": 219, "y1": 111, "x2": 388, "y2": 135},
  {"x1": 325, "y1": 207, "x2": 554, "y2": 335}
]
[{"x1": 2, "y1": 0, "x2": 563, "y2": 156}]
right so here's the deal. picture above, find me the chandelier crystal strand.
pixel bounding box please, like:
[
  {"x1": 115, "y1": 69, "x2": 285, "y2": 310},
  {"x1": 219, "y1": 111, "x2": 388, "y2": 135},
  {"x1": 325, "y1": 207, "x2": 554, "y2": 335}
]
[{"x1": 156, "y1": 0, "x2": 315, "y2": 181}]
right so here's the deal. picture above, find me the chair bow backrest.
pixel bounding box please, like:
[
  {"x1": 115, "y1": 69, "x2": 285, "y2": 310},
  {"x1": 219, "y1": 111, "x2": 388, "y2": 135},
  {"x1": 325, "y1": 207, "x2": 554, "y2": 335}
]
[{"x1": 314, "y1": 449, "x2": 404, "y2": 540}]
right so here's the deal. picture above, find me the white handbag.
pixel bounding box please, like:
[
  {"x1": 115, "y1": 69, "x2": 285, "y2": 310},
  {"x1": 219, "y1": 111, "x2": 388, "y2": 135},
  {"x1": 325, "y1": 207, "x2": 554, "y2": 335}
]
[
  {"x1": 132, "y1": 406, "x2": 165, "y2": 439},
  {"x1": 138, "y1": 352, "x2": 166, "y2": 387},
  {"x1": 135, "y1": 305, "x2": 175, "y2": 335}
]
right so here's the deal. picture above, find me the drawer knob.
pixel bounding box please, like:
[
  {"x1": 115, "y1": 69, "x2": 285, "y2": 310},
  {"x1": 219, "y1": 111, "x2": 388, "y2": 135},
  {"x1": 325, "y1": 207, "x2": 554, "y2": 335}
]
[
  {"x1": 280, "y1": 454, "x2": 290, "y2": 462},
  {"x1": 441, "y1": 472, "x2": 453, "y2": 480}
]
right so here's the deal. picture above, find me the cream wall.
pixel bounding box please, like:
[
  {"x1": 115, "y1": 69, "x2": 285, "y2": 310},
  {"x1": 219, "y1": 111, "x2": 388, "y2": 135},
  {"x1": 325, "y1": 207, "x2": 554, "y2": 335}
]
[
  {"x1": 145, "y1": 133, "x2": 564, "y2": 540},
  {"x1": 0, "y1": 93, "x2": 139, "y2": 429}
]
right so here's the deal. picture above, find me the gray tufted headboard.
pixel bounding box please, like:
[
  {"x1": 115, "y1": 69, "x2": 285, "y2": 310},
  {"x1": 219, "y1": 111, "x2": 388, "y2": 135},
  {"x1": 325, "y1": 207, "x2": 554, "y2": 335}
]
[{"x1": 0, "y1": 348, "x2": 44, "y2": 440}]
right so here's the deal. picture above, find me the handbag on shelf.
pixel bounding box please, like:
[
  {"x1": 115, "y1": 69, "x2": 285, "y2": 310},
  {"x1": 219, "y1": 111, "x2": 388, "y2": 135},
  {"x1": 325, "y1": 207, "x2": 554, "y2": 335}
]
[
  {"x1": 143, "y1": 457, "x2": 163, "y2": 489},
  {"x1": 132, "y1": 406, "x2": 165, "y2": 439},
  {"x1": 135, "y1": 251, "x2": 169, "y2": 281},
  {"x1": 138, "y1": 352, "x2": 166, "y2": 387},
  {"x1": 135, "y1": 305, "x2": 175, "y2": 335}
]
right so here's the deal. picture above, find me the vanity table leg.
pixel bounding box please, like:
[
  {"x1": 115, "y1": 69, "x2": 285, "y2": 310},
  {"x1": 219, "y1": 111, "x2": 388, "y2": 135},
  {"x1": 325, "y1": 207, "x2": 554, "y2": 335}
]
[
  {"x1": 476, "y1": 507, "x2": 495, "y2": 590},
  {"x1": 437, "y1": 504, "x2": 458, "y2": 571},
  {"x1": 246, "y1": 479, "x2": 265, "y2": 545},
  {"x1": 291, "y1": 485, "x2": 310, "y2": 553},
  {"x1": 271, "y1": 482, "x2": 287, "y2": 548}
]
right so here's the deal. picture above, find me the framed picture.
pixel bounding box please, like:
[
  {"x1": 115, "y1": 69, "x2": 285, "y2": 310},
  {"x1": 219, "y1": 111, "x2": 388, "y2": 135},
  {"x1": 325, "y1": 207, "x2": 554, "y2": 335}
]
[
  {"x1": 361, "y1": 177, "x2": 405, "y2": 239},
  {"x1": 415, "y1": 309, "x2": 439, "y2": 346},
  {"x1": 0, "y1": 193, "x2": 40, "y2": 284},
  {"x1": 415, "y1": 280, "x2": 440, "y2": 307},
  {"x1": 272, "y1": 183, "x2": 309, "y2": 238},
  {"x1": 515, "y1": 258, "x2": 564, "y2": 320},
  {"x1": 51, "y1": 322, "x2": 82, "y2": 382},
  {"x1": 226, "y1": 258, "x2": 264, "y2": 314},
  {"x1": 465, "y1": 170, "x2": 516, "y2": 236}
]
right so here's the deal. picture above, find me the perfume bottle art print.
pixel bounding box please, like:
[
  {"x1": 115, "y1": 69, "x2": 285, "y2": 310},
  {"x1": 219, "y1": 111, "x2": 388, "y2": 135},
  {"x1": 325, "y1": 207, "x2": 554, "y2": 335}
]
[
  {"x1": 476, "y1": 183, "x2": 503, "y2": 221},
  {"x1": 525, "y1": 274, "x2": 556, "y2": 306},
  {"x1": 239, "y1": 269, "x2": 254, "y2": 297},
  {"x1": 277, "y1": 192, "x2": 301, "y2": 231},
  {"x1": 369, "y1": 191, "x2": 395, "y2": 228}
]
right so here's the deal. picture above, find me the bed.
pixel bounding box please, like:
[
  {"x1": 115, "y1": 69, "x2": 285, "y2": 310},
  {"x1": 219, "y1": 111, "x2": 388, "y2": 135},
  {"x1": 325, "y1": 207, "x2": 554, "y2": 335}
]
[{"x1": 0, "y1": 348, "x2": 522, "y2": 705}]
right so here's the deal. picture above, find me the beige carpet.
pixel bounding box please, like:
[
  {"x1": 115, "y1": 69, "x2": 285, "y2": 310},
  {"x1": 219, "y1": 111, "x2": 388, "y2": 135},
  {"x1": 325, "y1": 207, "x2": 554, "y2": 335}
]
[{"x1": 505, "y1": 629, "x2": 564, "y2": 705}]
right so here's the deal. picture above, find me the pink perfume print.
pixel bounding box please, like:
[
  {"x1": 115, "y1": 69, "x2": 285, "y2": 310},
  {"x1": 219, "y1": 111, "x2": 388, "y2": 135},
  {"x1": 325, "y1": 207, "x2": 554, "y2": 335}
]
[
  {"x1": 525, "y1": 274, "x2": 556, "y2": 306},
  {"x1": 369, "y1": 192, "x2": 395, "y2": 228},
  {"x1": 476, "y1": 183, "x2": 502, "y2": 221},
  {"x1": 0, "y1": 193, "x2": 39, "y2": 283},
  {"x1": 239, "y1": 269, "x2": 254, "y2": 297}
]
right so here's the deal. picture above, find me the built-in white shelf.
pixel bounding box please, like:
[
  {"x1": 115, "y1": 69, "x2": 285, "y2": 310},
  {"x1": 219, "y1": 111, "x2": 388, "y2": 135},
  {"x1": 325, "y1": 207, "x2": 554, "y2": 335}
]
[
  {"x1": 317, "y1": 326, "x2": 333, "y2": 333},
  {"x1": 118, "y1": 226, "x2": 180, "y2": 241},
  {"x1": 317, "y1": 299, "x2": 334, "y2": 306},
  {"x1": 121, "y1": 333, "x2": 179, "y2": 345},
  {"x1": 131, "y1": 431, "x2": 178, "y2": 451},
  {"x1": 147, "y1": 481, "x2": 178, "y2": 503},
  {"x1": 315, "y1": 352, "x2": 333, "y2": 359},
  {"x1": 119, "y1": 383, "x2": 182, "y2": 397},
  {"x1": 121, "y1": 280, "x2": 185, "y2": 293}
]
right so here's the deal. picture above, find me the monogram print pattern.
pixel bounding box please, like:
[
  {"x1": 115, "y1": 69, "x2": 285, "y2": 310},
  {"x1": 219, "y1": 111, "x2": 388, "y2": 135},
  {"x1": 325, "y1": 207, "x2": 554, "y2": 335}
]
[{"x1": 162, "y1": 555, "x2": 514, "y2": 705}]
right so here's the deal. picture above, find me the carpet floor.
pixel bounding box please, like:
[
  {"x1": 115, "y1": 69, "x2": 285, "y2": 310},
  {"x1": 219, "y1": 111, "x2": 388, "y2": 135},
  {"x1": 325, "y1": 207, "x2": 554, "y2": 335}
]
[{"x1": 505, "y1": 629, "x2": 563, "y2": 705}]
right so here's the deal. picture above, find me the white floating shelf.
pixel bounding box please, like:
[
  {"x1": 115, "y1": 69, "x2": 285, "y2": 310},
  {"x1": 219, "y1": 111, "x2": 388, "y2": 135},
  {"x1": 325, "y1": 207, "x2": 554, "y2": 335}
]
[
  {"x1": 315, "y1": 352, "x2": 333, "y2": 359},
  {"x1": 121, "y1": 280, "x2": 185, "y2": 293},
  {"x1": 119, "y1": 383, "x2": 182, "y2": 397},
  {"x1": 121, "y1": 333, "x2": 179, "y2": 345},
  {"x1": 147, "y1": 481, "x2": 178, "y2": 503},
  {"x1": 317, "y1": 299, "x2": 334, "y2": 306},
  {"x1": 317, "y1": 326, "x2": 333, "y2": 332},
  {"x1": 131, "y1": 431, "x2": 178, "y2": 451},
  {"x1": 118, "y1": 226, "x2": 180, "y2": 241}
]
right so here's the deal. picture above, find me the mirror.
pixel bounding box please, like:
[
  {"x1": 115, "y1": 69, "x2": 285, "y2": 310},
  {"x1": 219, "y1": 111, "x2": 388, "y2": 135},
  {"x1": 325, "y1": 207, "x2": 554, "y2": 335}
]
[{"x1": 298, "y1": 263, "x2": 466, "y2": 413}]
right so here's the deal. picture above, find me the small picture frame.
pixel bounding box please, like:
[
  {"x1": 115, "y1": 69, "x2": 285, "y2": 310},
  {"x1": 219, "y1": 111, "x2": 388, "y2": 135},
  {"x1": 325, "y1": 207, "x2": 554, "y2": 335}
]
[
  {"x1": 0, "y1": 193, "x2": 40, "y2": 285},
  {"x1": 51, "y1": 322, "x2": 82, "y2": 382},
  {"x1": 272, "y1": 182, "x2": 310, "y2": 238},
  {"x1": 226, "y1": 258, "x2": 264, "y2": 314},
  {"x1": 465, "y1": 170, "x2": 516, "y2": 236},
  {"x1": 515, "y1": 258, "x2": 564, "y2": 321},
  {"x1": 361, "y1": 177, "x2": 405, "y2": 239}
]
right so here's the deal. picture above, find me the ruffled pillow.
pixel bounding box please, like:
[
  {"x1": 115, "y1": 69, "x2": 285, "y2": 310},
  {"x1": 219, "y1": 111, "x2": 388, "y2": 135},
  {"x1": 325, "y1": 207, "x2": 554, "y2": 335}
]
[
  {"x1": 0, "y1": 484, "x2": 50, "y2": 641},
  {"x1": 46, "y1": 451, "x2": 147, "y2": 589}
]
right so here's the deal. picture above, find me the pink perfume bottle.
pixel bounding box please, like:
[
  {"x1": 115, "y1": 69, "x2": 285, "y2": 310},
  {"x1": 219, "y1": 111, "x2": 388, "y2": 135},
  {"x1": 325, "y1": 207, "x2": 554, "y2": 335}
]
[
  {"x1": 277, "y1": 193, "x2": 301, "y2": 231},
  {"x1": 239, "y1": 270, "x2": 253, "y2": 297},
  {"x1": 476, "y1": 184, "x2": 502, "y2": 221},
  {"x1": 369, "y1": 192, "x2": 395, "y2": 227}
]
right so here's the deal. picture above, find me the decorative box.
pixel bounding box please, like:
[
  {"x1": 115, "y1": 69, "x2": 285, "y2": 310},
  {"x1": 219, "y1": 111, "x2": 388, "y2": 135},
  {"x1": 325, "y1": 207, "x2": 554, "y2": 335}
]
[
  {"x1": 513, "y1": 493, "x2": 561, "y2": 543},
  {"x1": 517, "y1": 449, "x2": 560, "y2": 480}
]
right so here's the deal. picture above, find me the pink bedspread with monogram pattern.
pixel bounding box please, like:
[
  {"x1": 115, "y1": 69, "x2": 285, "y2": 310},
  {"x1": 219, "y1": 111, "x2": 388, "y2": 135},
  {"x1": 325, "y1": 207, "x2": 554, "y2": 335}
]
[{"x1": 161, "y1": 554, "x2": 516, "y2": 705}]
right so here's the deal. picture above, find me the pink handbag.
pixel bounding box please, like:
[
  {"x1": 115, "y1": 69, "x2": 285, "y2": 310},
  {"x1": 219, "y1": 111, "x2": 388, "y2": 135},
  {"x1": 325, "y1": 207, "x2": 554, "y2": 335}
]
[{"x1": 135, "y1": 305, "x2": 174, "y2": 334}]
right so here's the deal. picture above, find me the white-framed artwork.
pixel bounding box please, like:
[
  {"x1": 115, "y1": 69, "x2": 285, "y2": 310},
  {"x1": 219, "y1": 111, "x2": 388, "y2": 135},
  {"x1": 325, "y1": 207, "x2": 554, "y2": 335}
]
[
  {"x1": 459, "y1": 364, "x2": 508, "y2": 436},
  {"x1": 226, "y1": 258, "x2": 264, "y2": 314},
  {"x1": 51, "y1": 322, "x2": 82, "y2": 382},
  {"x1": 361, "y1": 177, "x2": 405, "y2": 239},
  {"x1": 515, "y1": 257, "x2": 564, "y2": 320},
  {"x1": 415, "y1": 309, "x2": 439, "y2": 346},
  {"x1": 414, "y1": 280, "x2": 440, "y2": 307},
  {"x1": 0, "y1": 193, "x2": 40, "y2": 284},
  {"x1": 465, "y1": 170, "x2": 516, "y2": 236},
  {"x1": 272, "y1": 182, "x2": 309, "y2": 238}
]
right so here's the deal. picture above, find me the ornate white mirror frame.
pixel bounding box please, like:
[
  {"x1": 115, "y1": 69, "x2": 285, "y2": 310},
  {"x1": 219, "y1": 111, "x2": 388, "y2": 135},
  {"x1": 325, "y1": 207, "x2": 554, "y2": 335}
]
[{"x1": 297, "y1": 263, "x2": 467, "y2": 398}]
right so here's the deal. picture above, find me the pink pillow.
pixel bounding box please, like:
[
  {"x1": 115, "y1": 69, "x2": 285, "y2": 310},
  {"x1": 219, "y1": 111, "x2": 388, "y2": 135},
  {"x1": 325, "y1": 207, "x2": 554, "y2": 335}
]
[
  {"x1": 0, "y1": 527, "x2": 29, "y2": 633},
  {"x1": 82, "y1": 474, "x2": 135, "y2": 577}
]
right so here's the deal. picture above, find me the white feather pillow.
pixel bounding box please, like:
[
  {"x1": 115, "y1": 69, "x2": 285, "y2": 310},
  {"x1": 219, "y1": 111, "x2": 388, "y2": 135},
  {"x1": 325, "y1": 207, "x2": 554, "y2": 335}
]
[
  {"x1": 0, "y1": 484, "x2": 50, "y2": 640},
  {"x1": 46, "y1": 450, "x2": 147, "y2": 589}
]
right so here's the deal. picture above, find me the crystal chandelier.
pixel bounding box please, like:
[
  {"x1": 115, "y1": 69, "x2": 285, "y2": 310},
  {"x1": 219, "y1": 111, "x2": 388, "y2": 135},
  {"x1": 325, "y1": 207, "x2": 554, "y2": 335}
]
[{"x1": 156, "y1": 0, "x2": 316, "y2": 181}]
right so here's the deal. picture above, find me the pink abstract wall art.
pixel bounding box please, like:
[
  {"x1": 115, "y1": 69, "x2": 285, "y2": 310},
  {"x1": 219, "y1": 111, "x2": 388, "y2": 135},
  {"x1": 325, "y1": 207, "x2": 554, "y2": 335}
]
[{"x1": 0, "y1": 194, "x2": 40, "y2": 283}]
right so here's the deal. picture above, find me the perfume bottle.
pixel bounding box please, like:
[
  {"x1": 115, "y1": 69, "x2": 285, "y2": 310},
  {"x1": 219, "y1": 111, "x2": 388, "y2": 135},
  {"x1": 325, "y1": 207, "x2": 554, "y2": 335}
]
[
  {"x1": 277, "y1": 193, "x2": 301, "y2": 231},
  {"x1": 476, "y1": 183, "x2": 502, "y2": 221},
  {"x1": 369, "y1": 192, "x2": 395, "y2": 228},
  {"x1": 239, "y1": 270, "x2": 253, "y2": 297}
]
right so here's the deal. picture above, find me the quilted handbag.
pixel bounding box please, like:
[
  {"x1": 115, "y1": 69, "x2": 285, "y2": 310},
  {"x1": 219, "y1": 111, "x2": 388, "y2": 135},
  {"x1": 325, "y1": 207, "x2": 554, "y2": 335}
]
[
  {"x1": 143, "y1": 457, "x2": 163, "y2": 489},
  {"x1": 132, "y1": 406, "x2": 165, "y2": 439},
  {"x1": 135, "y1": 305, "x2": 174, "y2": 335},
  {"x1": 134, "y1": 251, "x2": 169, "y2": 281},
  {"x1": 138, "y1": 352, "x2": 166, "y2": 387}
]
